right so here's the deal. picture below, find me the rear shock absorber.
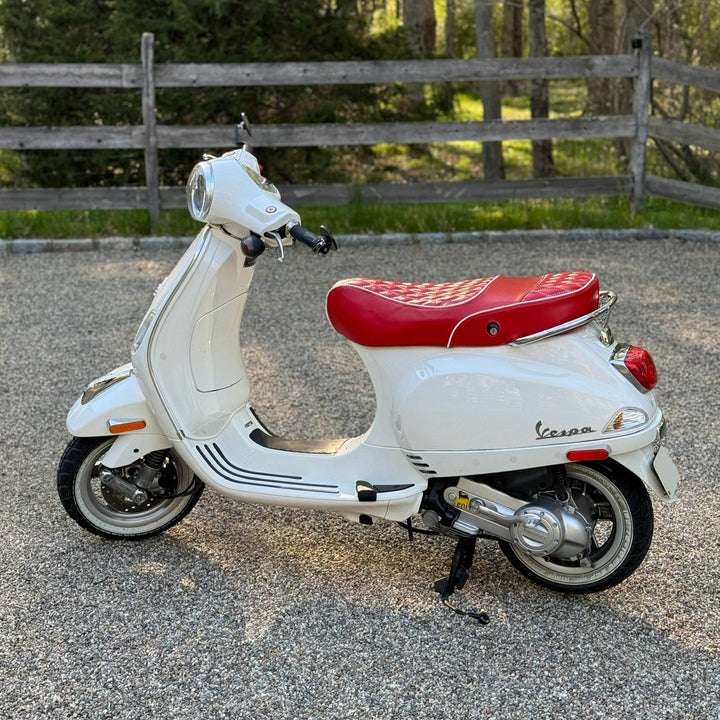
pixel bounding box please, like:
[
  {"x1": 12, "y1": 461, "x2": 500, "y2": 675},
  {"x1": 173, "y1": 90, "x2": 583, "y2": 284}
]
[{"x1": 550, "y1": 464, "x2": 569, "y2": 502}]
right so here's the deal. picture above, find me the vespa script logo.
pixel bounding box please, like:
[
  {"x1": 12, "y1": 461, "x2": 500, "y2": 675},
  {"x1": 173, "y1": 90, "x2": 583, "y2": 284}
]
[{"x1": 535, "y1": 420, "x2": 595, "y2": 441}]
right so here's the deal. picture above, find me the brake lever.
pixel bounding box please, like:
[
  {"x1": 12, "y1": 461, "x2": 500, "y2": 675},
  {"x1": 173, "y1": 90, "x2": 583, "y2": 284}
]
[
  {"x1": 320, "y1": 225, "x2": 338, "y2": 252},
  {"x1": 263, "y1": 230, "x2": 285, "y2": 262}
]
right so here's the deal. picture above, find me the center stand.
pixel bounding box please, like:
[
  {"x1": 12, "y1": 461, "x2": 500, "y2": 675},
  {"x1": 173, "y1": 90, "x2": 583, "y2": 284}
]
[{"x1": 434, "y1": 535, "x2": 490, "y2": 624}]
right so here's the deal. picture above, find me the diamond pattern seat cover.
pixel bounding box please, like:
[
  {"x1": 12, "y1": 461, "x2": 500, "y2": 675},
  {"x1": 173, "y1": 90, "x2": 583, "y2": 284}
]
[{"x1": 326, "y1": 271, "x2": 599, "y2": 348}]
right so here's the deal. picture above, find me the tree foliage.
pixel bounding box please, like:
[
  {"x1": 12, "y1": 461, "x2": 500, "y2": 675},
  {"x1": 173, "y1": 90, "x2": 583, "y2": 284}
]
[
  {"x1": 0, "y1": 0, "x2": 416, "y2": 187},
  {"x1": 0, "y1": 0, "x2": 718, "y2": 189}
]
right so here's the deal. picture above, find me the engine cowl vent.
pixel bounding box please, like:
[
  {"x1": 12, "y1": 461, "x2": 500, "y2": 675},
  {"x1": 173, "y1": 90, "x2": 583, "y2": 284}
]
[{"x1": 405, "y1": 454, "x2": 437, "y2": 475}]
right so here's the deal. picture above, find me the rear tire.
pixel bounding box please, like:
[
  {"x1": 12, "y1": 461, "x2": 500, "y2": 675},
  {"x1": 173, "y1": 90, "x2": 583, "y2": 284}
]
[
  {"x1": 499, "y1": 462, "x2": 653, "y2": 594},
  {"x1": 57, "y1": 436, "x2": 204, "y2": 539}
]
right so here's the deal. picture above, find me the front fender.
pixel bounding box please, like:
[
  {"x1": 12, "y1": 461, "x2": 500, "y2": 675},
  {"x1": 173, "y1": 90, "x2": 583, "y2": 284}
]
[{"x1": 66, "y1": 369, "x2": 170, "y2": 468}]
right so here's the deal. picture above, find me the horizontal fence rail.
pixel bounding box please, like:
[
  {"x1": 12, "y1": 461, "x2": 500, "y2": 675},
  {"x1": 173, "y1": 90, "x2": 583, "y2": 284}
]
[
  {"x1": 0, "y1": 117, "x2": 638, "y2": 150},
  {"x1": 0, "y1": 32, "x2": 719, "y2": 221},
  {"x1": 649, "y1": 116, "x2": 720, "y2": 154},
  {"x1": 651, "y1": 57, "x2": 720, "y2": 94},
  {"x1": 0, "y1": 55, "x2": 639, "y2": 87},
  {"x1": 0, "y1": 177, "x2": 633, "y2": 212}
]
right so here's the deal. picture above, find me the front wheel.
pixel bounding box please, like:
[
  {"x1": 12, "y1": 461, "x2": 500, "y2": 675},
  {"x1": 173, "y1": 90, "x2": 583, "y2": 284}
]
[
  {"x1": 57, "y1": 436, "x2": 204, "y2": 539},
  {"x1": 499, "y1": 462, "x2": 654, "y2": 594}
]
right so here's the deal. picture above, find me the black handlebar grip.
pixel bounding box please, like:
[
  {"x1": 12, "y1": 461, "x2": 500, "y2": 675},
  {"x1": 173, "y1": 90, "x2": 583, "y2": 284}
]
[{"x1": 288, "y1": 222, "x2": 323, "y2": 252}]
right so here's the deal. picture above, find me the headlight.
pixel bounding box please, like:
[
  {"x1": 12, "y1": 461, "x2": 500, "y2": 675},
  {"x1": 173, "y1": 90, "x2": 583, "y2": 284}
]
[
  {"x1": 81, "y1": 367, "x2": 133, "y2": 405},
  {"x1": 186, "y1": 162, "x2": 214, "y2": 221}
]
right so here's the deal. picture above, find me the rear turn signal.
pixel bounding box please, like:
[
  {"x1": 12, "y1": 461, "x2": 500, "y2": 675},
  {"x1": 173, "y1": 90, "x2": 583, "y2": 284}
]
[{"x1": 611, "y1": 344, "x2": 657, "y2": 391}]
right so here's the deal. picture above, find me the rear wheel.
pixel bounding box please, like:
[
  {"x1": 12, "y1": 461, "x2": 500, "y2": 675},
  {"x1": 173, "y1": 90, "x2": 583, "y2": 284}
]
[
  {"x1": 57, "y1": 436, "x2": 204, "y2": 539},
  {"x1": 499, "y1": 462, "x2": 653, "y2": 594}
]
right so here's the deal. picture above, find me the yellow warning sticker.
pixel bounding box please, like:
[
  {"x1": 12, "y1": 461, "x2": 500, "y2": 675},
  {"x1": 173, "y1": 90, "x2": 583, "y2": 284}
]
[{"x1": 455, "y1": 496, "x2": 470, "y2": 510}]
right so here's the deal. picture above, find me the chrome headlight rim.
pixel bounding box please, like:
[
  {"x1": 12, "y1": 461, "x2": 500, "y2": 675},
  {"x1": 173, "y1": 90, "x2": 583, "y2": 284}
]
[
  {"x1": 186, "y1": 161, "x2": 215, "y2": 222},
  {"x1": 81, "y1": 367, "x2": 133, "y2": 405}
]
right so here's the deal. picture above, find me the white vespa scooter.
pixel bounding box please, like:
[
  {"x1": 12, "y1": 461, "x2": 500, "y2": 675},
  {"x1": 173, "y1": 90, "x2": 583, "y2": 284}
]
[{"x1": 58, "y1": 123, "x2": 680, "y2": 599}]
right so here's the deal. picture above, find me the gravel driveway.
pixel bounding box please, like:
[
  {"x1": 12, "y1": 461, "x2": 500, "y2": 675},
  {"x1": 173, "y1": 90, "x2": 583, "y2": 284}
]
[{"x1": 1, "y1": 231, "x2": 718, "y2": 719}]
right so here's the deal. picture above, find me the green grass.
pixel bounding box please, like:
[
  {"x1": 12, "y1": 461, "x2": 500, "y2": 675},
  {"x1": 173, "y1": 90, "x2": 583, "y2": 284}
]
[
  {"x1": 1, "y1": 196, "x2": 719, "y2": 240},
  {"x1": 0, "y1": 208, "x2": 194, "y2": 239},
  {"x1": 301, "y1": 196, "x2": 720, "y2": 234}
]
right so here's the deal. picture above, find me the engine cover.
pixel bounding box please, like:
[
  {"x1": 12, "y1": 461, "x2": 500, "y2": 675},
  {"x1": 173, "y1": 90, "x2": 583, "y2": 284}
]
[
  {"x1": 510, "y1": 498, "x2": 589, "y2": 557},
  {"x1": 430, "y1": 478, "x2": 593, "y2": 559}
]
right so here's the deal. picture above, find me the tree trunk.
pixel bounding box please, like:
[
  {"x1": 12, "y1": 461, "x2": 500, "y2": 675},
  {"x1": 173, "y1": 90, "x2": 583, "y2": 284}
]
[
  {"x1": 474, "y1": 0, "x2": 505, "y2": 181},
  {"x1": 501, "y1": 0, "x2": 523, "y2": 95},
  {"x1": 437, "y1": 0, "x2": 457, "y2": 109},
  {"x1": 403, "y1": 0, "x2": 437, "y2": 56},
  {"x1": 587, "y1": 0, "x2": 616, "y2": 116},
  {"x1": 528, "y1": 0, "x2": 555, "y2": 177},
  {"x1": 402, "y1": 0, "x2": 437, "y2": 105},
  {"x1": 445, "y1": 0, "x2": 456, "y2": 57}
]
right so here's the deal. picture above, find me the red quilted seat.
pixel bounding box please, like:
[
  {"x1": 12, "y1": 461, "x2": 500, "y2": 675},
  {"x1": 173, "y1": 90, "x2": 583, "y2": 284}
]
[{"x1": 326, "y1": 272, "x2": 599, "y2": 347}]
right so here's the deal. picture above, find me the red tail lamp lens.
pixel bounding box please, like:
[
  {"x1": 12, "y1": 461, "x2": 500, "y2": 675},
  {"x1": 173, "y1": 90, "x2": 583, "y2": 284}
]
[{"x1": 624, "y1": 346, "x2": 657, "y2": 390}]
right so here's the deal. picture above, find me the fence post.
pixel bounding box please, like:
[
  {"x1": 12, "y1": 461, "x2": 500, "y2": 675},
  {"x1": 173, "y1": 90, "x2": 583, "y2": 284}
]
[
  {"x1": 630, "y1": 31, "x2": 652, "y2": 213},
  {"x1": 141, "y1": 33, "x2": 160, "y2": 229}
]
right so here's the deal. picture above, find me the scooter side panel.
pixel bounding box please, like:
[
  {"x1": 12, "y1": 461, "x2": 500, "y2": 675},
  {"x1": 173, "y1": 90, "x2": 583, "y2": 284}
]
[
  {"x1": 387, "y1": 329, "x2": 658, "y2": 453},
  {"x1": 408, "y1": 415, "x2": 666, "y2": 485}
]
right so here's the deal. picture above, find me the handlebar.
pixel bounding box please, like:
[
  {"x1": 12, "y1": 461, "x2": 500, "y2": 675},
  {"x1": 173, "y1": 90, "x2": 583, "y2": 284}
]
[{"x1": 286, "y1": 221, "x2": 337, "y2": 254}]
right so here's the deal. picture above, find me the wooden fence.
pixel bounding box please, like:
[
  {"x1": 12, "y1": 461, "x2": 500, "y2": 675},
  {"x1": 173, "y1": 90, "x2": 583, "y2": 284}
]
[{"x1": 1, "y1": 31, "x2": 719, "y2": 225}]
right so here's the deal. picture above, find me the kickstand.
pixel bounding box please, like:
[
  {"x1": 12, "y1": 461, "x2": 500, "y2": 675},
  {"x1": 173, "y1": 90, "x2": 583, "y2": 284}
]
[
  {"x1": 434, "y1": 535, "x2": 490, "y2": 624},
  {"x1": 434, "y1": 535, "x2": 476, "y2": 598}
]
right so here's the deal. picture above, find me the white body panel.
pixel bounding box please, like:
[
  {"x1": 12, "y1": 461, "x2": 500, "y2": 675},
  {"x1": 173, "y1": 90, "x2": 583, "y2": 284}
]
[
  {"x1": 358, "y1": 329, "x2": 658, "y2": 453},
  {"x1": 66, "y1": 367, "x2": 170, "y2": 467},
  {"x1": 125, "y1": 226, "x2": 426, "y2": 521},
  {"x1": 67, "y1": 151, "x2": 677, "y2": 527}
]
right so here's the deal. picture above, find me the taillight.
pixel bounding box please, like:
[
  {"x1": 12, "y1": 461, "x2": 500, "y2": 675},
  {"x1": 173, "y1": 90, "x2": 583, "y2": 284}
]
[{"x1": 611, "y1": 344, "x2": 657, "y2": 391}]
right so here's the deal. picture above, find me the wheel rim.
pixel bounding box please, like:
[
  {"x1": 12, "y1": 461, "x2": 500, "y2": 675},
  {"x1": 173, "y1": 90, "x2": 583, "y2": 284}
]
[
  {"x1": 506, "y1": 464, "x2": 634, "y2": 588},
  {"x1": 73, "y1": 439, "x2": 197, "y2": 536}
]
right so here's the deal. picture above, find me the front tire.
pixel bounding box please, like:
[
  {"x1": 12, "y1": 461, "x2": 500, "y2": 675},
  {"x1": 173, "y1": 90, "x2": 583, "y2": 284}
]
[
  {"x1": 57, "y1": 436, "x2": 204, "y2": 539},
  {"x1": 499, "y1": 462, "x2": 653, "y2": 594}
]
